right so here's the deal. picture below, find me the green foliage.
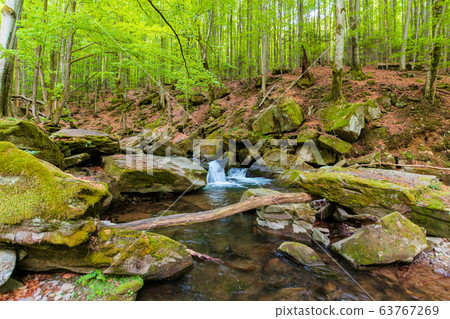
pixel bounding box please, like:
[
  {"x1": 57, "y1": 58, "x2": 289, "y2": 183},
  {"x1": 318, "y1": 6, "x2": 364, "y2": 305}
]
[{"x1": 76, "y1": 270, "x2": 106, "y2": 287}]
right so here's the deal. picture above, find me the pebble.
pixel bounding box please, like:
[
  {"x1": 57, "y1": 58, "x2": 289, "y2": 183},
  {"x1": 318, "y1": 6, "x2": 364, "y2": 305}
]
[
  {"x1": 48, "y1": 293, "x2": 56, "y2": 298},
  {"x1": 33, "y1": 288, "x2": 41, "y2": 297},
  {"x1": 434, "y1": 268, "x2": 447, "y2": 276},
  {"x1": 41, "y1": 297, "x2": 48, "y2": 301},
  {"x1": 60, "y1": 283, "x2": 75, "y2": 292},
  {"x1": 35, "y1": 295, "x2": 42, "y2": 301},
  {"x1": 54, "y1": 295, "x2": 62, "y2": 301},
  {"x1": 63, "y1": 294, "x2": 71, "y2": 301},
  {"x1": 19, "y1": 297, "x2": 35, "y2": 301}
]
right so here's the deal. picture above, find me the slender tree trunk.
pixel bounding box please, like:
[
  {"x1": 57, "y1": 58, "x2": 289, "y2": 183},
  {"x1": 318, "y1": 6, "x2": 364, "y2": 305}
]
[
  {"x1": 261, "y1": 3, "x2": 268, "y2": 96},
  {"x1": 424, "y1": 0, "x2": 447, "y2": 100},
  {"x1": 0, "y1": 0, "x2": 24, "y2": 117},
  {"x1": 400, "y1": 0, "x2": 413, "y2": 71},
  {"x1": 348, "y1": 0, "x2": 365, "y2": 79},
  {"x1": 326, "y1": 0, "x2": 346, "y2": 102}
]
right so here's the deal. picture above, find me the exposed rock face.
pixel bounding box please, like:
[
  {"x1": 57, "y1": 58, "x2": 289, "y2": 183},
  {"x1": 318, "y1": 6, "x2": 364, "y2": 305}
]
[
  {"x1": 252, "y1": 97, "x2": 305, "y2": 134},
  {"x1": 364, "y1": 100, "x2": 382, "y2": 121},
  {"x1": 240, "y1": 189, "x2": 316, "y2": 242},
  {"x1": 0, "y1": 249, "x2": 16, "y2": 287},
  {"x1": 320, "y1": 103, "x2": 365, "y2": 142},
  {"x1": 51, "y1": 129, "x2": 120, "y2": 157},
  {"x1": 277, "y1": 167, "x2": 450, "y2": 237},
  {"x1": 331, "y1": 212, "x2": 427, "y2": 268},
  {"x1": 0, "y1": 142, "x2": 111, "y2": 225},
  {"x1": 103, "y1": 154, "x2": 207, "y2": 193},
  {"x1": 278, "y1": 242, "x2": 324, "y2": 266},
  {"x1": 295, "y1": 142, "x2": 336, "y2": 166},
  {"x1": 0, "y1": 120, "x2": 63, "y2": 167},
  {"x1": 18, "y1": 228, "x2": 193, "y2": 280}
]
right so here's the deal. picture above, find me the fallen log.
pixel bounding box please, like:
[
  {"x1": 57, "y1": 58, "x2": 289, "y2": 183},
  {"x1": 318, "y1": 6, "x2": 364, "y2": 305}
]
[
  {"x1": 111, "y1": 193, "x2": 312, "y2": 231},
  {"x1": 187, "y1": 249, "x2": 256, "y2": 272}
]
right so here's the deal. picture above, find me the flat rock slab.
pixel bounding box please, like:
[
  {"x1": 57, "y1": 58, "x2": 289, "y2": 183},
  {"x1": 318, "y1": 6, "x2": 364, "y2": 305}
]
[
  {"x1": 278, "y1": 242, "x2": 324, "y2": 267},
  {"x1": 0, "y1": 249, "x2": 16, "y2": 286},
  {"x1": 278, "y1": 167, "x2": 450, "y2": 237},
  {"x1": 51, "y1": 129, "x2": 120, "y2": 157},
  {"x1": 103, "y1": 154, "x2": 207, "y2": 193}
]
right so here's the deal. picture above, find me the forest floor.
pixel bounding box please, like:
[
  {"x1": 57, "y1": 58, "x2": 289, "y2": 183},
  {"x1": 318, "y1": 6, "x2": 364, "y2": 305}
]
[{"x1": 67, "y1": 65, "x2": 450, "y2": 168}]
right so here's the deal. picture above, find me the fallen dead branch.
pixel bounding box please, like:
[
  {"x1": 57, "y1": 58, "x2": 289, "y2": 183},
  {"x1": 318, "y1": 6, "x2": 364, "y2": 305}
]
[
  {"x1": 187, "y1": 249, "x2": 256, "y2": 272},
  {"x1": 110, "y1": 193, "x2": 312, "y2": 230}
]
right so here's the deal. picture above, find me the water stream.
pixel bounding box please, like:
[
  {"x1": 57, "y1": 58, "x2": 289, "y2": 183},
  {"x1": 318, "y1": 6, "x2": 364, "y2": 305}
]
[{"x1": 104, "y1": 162, "x2": 446, "y2": 301}]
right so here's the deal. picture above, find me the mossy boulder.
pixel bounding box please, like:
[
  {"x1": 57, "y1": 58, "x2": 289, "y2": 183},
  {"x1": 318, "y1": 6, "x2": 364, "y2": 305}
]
[
  {"x1": 216, "y1": 87, "x2": 232, "y2": 99},
  {"x1": 331, "y1": 212, "x2": 427, "y2": 268},
  {"x1": 0, "y1": 249, "x2": 16, "y2": 287},
  {"x1": 190, "y1": 94, "x2": 206, "y2": 106},
  {"x1": 0, "y1": 142, "x2": 110, "y2": 225},
  {"x1": 51, "y1": 129, "x2": 120, "y2": 157},
  {"x1": 208, "y1": 102, "x2": 225, "y2": 118},
  {"x1": 297, "y1": 128, "x2": 320, "y2": 145},
  {"x1": 296, "y1": 76, "x2": 315, "y2": 89},
  {"x1": 103, "y1": 154, "x2": 207, "y2": 193},
  {"x1": 318, "y1": 135, "x2": 352, "y2": 155},
  {"x1": 320, "y1": 103, "x2": 365, "y2": 142},
  {"x1": 0, "y1": 120, "x2": 63, "y2": 167},
  {"x1": 62, "y1": 153, "x2": 91, "y2": 169},
  {"x1": 364, "y1": 100, "x2": 382, "y2": 121},
  {"x1": 277, "y1": 167, "x2": 450, "y2": 237},
  {"x1": 18, "y1": 227, "x2": 193, "y2": 281},
  {"x1": 252, "y1": 97, "x2": 305, "y2": 134},
  {"x1": 278, "y1": 242, "x2": 324, "y2": 266},
  {"x1": 295, "y1": 142, "x2": 336, "y2": 166}
]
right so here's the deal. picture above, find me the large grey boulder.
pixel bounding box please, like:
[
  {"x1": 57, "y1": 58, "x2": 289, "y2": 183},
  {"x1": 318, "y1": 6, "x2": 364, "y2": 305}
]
[
  {"x1": 331, "y1": 212, "x2": 427, "y2": 268},
  {"x1": 103, "y1": 154, "x2": 207, "y2": 193},
  {"x1": 320, "y1": 103, "x2": 365, "y2": 142}
]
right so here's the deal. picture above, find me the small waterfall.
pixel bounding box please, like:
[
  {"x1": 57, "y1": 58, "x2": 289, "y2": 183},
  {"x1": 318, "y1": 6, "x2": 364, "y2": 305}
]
[
  {"x1": 227, "y1": 168, "x2": 248, "y2": 179},
  {"x1": 207, "y1": 160, "x2": 227, "y2": 184}
]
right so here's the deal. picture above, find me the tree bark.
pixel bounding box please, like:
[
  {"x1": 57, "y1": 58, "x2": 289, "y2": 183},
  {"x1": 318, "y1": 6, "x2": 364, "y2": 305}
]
[
  {"x1": 326, "y1": 0, "x2": 346, "y2": 102},
  {"x1": 400, "y1": 0, "x2": 413, "y2": 71},
  {"x1": 111, "y1": 193, "x2": 312, "y2": 231},
  {"x1": 348, "y1": 0, "x2": 365, "y2": 80},
  {"x1": 261, "y1": 3, "x2": 268, "y2": 96},
  {"x1": 0, "y1": 0, "x2": 24, "y2": 117}
]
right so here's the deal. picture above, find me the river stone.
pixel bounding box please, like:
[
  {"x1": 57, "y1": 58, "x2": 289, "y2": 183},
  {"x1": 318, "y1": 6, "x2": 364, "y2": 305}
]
[
  {"x1": 297, "y1": 129, "x2": 320, "y2": 145},
  {"x1": 277, "y1": 167, "x2": 450, "y2": 237},
  {"x1": 51, "y1": 129, "x2": 120, "y2": 157},
  {"x1": 331, "y1": 212, "x2": 427, "y2": 268},
  {"x1": 0, "y1": 119, "x2": 63, "y2": 167},
  {"x1": 278, "y1": 242, "x2": 324, "y2": 266},
  {"x1": 252, "y1": 97, "x2": 305, "y2": 134},
  {"x1": 0, "y1": 142, "x2": 111, "y2": 225},
  {"x1": 312, "y1": 228, "x2": 330, "y2": 247},
  {"x1": 320, "y1": 103, "x2": 365, "y2": 142},
  {"x1": 318, "y1": 135, "x2": 352, "y2": 155},
  {"x1": 103, "y1": 154, "x2": 207, "y2": 193},
  {"x1": 0, "y1": 249, "x2": 16, "y2": 287},
  {"x1": 18, "y1": 228, "x2": 193, "y2": 280}
]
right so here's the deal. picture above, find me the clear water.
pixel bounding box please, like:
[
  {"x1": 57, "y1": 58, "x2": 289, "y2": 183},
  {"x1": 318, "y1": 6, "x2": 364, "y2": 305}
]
[{"x1": 105, "y1": 168, "x2": 447, "y2": 301}]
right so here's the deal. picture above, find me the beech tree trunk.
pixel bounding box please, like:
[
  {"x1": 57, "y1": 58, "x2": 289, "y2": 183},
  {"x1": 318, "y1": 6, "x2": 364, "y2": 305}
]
[
  {"x1": 424, "y1": 0, "x2": 447, "y2": 100},
  {"x1": 261, "y1": 3, "x2": 268, "y2": 96},
  {"x1": 111, "y1": 193, "x2": 312, "y2": 231},
  {"x1": 0, "y1": 0, "x2": 23, "y2": 117},
  {"x1": 348, "y1": 0, "x2": 365, "y2": 79},
  {"x1": 327, "y1": 0, "x2": 346, "y2": 102},
  {"x1": 399, "y1": 0, "x2": 413, "y2": 71}
]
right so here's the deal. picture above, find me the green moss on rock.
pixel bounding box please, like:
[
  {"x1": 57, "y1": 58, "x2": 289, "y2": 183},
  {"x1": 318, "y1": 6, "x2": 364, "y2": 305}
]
[
  {"x1": 320, "y1": 103, "x2": 365, "y2": 142},
  {"x1": 318, "y1": 135, "x2": 352, "y2": 155},
  {"x1": 0, "y1": 142, "x2": 110, "y2": 225},
  {"x1": 0, "y1": 120, "x2": 63, "y2": 167}
]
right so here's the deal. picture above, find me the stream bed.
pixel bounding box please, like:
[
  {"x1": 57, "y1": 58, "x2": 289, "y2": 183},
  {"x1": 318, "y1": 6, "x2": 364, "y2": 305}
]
[{"x1": 104, "y1": 168, "x2": 447, "y2": 301}]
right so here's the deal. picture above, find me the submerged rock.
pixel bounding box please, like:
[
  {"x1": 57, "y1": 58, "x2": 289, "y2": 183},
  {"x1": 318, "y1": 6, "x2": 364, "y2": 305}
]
[
  {"x1": 320, "y1": 103, "x2": 365, "y2": 142},
  {"x1": 51, "y1": 129, "x2": 120, "y2": 157},
  {"x1": 0, "y1": 120, "x2": 63, "y2": 167},
  {"x1": 103, "y1": 154, "x2": 207, "y2": 193},
  {"x1": 277, "y1": 167, "x2": 450, "y2": 237},
  {"x1": 331, "y1": 212, "x2": 427, "y2": 268},
  {"x1": 0, "y1": 249, "x2": 16, "y2": 287},
  {"x1": 0, "y1": 142, "x2": 111, "y2": 225},
  {"x1": 18, "y1": 228, "x2": 193, "y2": 280},
  {"x1": 252, "y1": 97, "x2": 305, "y2": 134},
  {"x1": 278, "y1": 242, "x2": 324, "y2": 267}
]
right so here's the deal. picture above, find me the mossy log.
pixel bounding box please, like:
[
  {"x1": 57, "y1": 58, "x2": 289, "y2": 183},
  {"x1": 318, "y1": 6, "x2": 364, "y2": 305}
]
[{"x1": 111, "y1": 193, "x2": 312, "y2": 230}]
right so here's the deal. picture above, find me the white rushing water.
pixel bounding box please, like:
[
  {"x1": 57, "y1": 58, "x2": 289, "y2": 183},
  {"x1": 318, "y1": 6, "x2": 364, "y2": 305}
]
[{"x1": 206, "y1": 160, "x2": 272, "y2": 188}]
